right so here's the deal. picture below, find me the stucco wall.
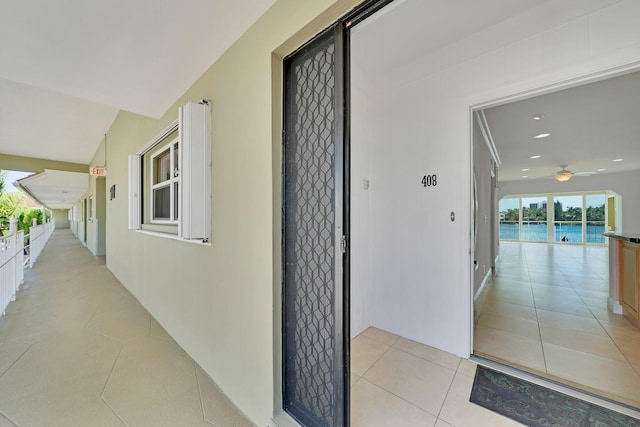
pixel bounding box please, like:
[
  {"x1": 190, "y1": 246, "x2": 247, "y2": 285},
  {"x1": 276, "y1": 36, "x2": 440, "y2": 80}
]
[
  {"x1": 100, "y1": 1, "x2": 360, "y2": 425},
  {"x1": 52, "y1": 209, "x2": 70, "y2": 229},
  {"x1": 93, "y1": 0, "x2": 640, "y2": 424},
  {"x1": 80, "y1": 138, "x2": 107, "y2": 256}
]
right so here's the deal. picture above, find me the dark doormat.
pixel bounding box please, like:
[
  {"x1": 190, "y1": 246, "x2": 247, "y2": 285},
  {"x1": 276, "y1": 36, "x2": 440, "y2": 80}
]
[{"x1": 469, "y1": 365, "x2": 640, "y2": 426}]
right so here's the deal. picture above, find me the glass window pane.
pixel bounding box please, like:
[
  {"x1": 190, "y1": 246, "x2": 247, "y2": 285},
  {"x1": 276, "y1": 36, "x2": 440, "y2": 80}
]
[
  {"x1": 153, "y1": 185, "x2": 171, "y2": 220},
  {"x1": 154, "y1": 148, "x2": 171, "y2": 184},
  {"x1": 586, "y1": 194, "x2": 605, "y2": 243},
  {"x1": 499, "y1": 198, "x2": 519, "y2": 240},
  {"x1": 554, "y1": 195, "x2": 582, "y2": 243},
  {"x1": 522, "y1": 197, "x2": 547, "y2": 242}
]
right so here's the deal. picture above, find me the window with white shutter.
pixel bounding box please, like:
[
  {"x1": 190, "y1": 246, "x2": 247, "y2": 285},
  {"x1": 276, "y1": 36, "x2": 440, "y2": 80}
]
[{"x1": 128, "y1": 100, "x2": 211, "y2": 243}]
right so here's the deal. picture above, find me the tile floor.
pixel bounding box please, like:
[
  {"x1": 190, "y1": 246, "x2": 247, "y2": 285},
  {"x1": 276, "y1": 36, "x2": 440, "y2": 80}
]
[
  {"x1": 350, "y1": 327, "x2": 522, "y2": 427},
  {"x1": 474, "y1": 242, "x2": 640, "y2": 409},
  {"x1": 0, "y1": 230, "x2": 253, "y2": 426}
]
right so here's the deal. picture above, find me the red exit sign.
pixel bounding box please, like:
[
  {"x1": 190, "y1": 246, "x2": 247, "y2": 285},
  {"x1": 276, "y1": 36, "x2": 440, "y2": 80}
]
[{"x1": 90, "y1": 167, "x2": 107, "y2": 176}]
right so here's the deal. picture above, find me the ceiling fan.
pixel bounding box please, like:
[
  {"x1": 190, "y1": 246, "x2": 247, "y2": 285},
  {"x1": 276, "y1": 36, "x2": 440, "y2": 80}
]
[{"x1": 554, "y1": 164, "x2": 595, "y2": 182}]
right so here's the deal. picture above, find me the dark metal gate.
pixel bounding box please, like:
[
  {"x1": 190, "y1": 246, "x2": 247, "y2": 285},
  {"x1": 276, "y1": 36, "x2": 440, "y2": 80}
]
[{"x1": 282, "y1": 23, "x2": 348, "y2": 427}]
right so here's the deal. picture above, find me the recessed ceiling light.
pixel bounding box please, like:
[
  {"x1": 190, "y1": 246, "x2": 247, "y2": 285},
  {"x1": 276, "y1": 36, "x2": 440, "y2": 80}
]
[
  {"x1": 597, "y1": 168, "x2": 606, "y2": 172},
  {"x1": 530, "y1": 155, "x2": 541, "y2": 159},
  {"x1": 522, "y1": 176, "x2": 528, "y2": 178},
  {"x1": 613, "y1": 158, "x2": 624, "y2": 162},
  {"x1": 534, "y1": 133, "x2": 551, "y2": 139},
  {"x1": 533, "y1": 114, "x2": 544, "y2": 121},
  {"x1": 521, "y1": 168, "x2": 529, "y2": 172}
]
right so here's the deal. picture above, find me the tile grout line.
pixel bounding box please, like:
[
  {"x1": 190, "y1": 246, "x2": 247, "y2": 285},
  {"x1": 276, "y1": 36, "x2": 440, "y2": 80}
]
[
  {"x1": 356, "y1": 329, "x2": 461, "y2": 421},
  {"x1": 100, "y1": 346, "x2": 129, "y2": 427},
  {"x1": 489, "y1": 242, "x2": 640, "y2": 407},
  {"x1": 84, "y1": 308, "x2": 98, "y2": 328},
  {"x1": 193, "y1": 361, "x2": 215, "y2": 426},
  {"x1": 530, "y1": 269, "x2": 550, "y2": 374},
  {"x1": 433, "y1": 366, "x2": 459, "y2": 424},
  {"x1": 0, "y1": 408, "x2": 20, "y2": 427},
  {"x1": 358, "y1": 342, "x2": 393, "y2": 380},
  {"x1": 365, "y1": 330, "x2": 460, "y2": 372},
  {"x1": 594, "y1": 316, "x2": 640, "y2": 379},
  {"x1": 0, "y1": 344, "x2": 32, "y2": 381},
  {"x1": 570, "y1": 281, "x2": 639, "y2": 369},
  {"x1": 357, "y1": 376, "x2": 441, "y2": 420}
]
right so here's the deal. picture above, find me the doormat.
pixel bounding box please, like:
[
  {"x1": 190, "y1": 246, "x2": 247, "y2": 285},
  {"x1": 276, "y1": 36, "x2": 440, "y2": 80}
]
[{"x1": 469, "y1": 365, "x2": 640, "y2": 426}]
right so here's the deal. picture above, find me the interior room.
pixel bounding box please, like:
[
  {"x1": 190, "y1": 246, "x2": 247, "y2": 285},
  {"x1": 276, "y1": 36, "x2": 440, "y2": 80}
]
[
  {"x1": 347, "y1": 0, "x2": 640, "y2": 422},
  {"x1": 472, "y1": 71, "x2": 640, "y2": 408}
]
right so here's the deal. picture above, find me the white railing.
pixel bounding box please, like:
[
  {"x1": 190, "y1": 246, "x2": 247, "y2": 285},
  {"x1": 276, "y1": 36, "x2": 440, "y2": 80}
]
[
  {"x1": 1, "y1": 218, "x2": 54, "y2": 316},
  {"x1": 29, "y1": 220, "x2": 55, "y2": 268},
  {"x1": 0, "y1": 228, "x2": 24, "y2": 316}
]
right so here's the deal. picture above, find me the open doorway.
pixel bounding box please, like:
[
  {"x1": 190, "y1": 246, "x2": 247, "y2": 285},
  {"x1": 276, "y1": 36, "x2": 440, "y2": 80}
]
[
  {"x1": 472, "y1": 70, "x2": 640, "y2": 407},
  {"x1": 280, "y1": 0, "x2": 640, "y2": 424}
]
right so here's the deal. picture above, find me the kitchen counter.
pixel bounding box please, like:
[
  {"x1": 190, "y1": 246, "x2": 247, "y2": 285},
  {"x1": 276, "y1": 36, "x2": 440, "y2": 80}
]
[{"x1": 603, "y1": 232, "x2": 640, "y2": 243}]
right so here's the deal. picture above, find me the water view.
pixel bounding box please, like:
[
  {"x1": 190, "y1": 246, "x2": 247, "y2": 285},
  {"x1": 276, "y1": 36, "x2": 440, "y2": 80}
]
[
  {"x1": 499, "y1": 223, "x2": 605, "y2": 244},
  {"x1": 499, "y1": 193, "x2": 607, "y2": 245}
]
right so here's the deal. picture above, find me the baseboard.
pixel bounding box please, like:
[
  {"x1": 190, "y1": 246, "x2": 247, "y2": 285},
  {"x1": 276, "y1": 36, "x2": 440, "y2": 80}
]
[
  {"x1": 608, "y1": 297, "x2": 623, "y2": 315},
  {"x1": 473, "y1": 269, "x2": 494, "y2": 324}
]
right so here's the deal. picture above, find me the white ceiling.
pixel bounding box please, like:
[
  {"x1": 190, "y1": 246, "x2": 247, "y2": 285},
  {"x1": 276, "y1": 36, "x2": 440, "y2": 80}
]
[
  {"x1": 0, "y1": 0, "x2": 275, "y2": 165},
  {"x1": 483, "y1": 70, "x2": 640, "y2": 183},
  {"x1": 351, "y1": 0, "x2": 550, "y2": 77},
  {"x1": 15, "y1": 170, "x2": 89, "y2": 210}
]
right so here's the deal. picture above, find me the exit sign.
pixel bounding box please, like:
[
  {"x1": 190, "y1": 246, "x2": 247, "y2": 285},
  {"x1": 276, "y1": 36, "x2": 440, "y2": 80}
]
[{"x1": 90, "y1": 167, "x2": 107, "y2": 176}]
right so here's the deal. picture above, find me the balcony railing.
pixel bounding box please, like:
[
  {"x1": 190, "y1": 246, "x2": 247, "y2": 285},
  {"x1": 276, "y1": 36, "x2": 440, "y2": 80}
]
[
  {"x1": 499, "y1": 220, "x2": 606, "y2": 245},
  {"x1": 0, "y1": 219, "x2": 55, "y2": 316},
  {"x1": 499, "y1": 220, "x2": 519, "y2": 240},
  {"x1": 0, "y1": 230, "x2": 24, "y2": 315}
]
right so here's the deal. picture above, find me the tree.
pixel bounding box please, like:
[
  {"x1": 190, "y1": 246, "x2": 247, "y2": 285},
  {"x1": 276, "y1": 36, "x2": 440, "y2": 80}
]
[
  {"x1": 0, "y1": 193, "x2": 24, "y2": 226},
  {"x1": 0, "y1": 170, "x2": 45, "y2": 236},
  {"x1": 554, "y1": 201, "x2": 563, "y2": 221},
  {"x1": 586, "y1": 204, "x2": 605, "y2": 221}
]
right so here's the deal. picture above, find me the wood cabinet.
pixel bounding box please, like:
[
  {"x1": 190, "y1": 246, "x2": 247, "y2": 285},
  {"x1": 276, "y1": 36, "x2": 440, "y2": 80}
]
[{"x1": 618, "y1": 240, "x2": 640, "y2": 328}]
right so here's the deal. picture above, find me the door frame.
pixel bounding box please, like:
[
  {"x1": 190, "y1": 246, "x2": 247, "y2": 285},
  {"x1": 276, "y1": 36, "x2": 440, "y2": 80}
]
[{"x1": 273, "y1": 1, "x2": 398, "y2": 426}]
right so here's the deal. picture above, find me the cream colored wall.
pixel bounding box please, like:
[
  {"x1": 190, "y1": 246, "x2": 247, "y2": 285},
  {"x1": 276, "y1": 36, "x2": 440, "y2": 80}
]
[
  {"x1": 85, "y1": 0, "x2": 640, "y2": 424},
  {"x1": 52, "y1": 209, "x2": 70, "y2": 228},
  {"x1": 100, "y1": 1, "x2": 361, "y2": 425},
  {"x1": 79, "y1": 138, "x2": 107, "y2": 255}
]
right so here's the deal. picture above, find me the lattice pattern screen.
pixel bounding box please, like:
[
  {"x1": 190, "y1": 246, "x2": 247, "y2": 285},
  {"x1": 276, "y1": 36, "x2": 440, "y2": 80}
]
[{"x1": 283, "y1": 31, "x2": 337, "y2": 427}]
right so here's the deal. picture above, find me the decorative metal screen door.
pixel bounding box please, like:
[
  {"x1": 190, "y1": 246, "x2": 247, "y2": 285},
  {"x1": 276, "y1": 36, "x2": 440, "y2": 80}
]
[{"x1": 282, "y1": 23, "x2": 348, "y2": 427}]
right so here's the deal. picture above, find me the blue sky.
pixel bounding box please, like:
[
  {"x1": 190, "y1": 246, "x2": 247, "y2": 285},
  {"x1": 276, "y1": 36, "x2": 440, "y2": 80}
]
[{"x1": 2, "y1": 170, "x2": 33, "y2": 192}]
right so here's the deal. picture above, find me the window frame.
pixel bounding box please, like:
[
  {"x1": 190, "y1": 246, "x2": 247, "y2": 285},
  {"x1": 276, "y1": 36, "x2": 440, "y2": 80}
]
[
  {"x1": 149, "y1": 136, "x2": 180, "y2": 225},
  {"x1": 128, "y1": 100, "x2": 211, "y2": 243}
]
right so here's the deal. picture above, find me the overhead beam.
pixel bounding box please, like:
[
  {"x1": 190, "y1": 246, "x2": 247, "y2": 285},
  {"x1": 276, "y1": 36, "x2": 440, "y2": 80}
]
[{"x1": 0, "y1": 153, "x2": 88, "y2": 174}]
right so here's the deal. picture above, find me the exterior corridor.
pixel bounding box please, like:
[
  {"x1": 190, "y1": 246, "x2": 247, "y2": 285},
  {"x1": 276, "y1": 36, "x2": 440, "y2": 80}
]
[{"x1": 0, "y1": 230, "x2": 253, "y2": 426}]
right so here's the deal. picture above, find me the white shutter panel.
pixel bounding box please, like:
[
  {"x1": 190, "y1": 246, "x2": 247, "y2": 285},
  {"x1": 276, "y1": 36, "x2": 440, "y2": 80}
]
[
  {"x1": 128, "y1": 154, "x2": 141, "y2": 230},
  {"x1": 179, "y1": 101, "x2": 211, "y2": 241}
]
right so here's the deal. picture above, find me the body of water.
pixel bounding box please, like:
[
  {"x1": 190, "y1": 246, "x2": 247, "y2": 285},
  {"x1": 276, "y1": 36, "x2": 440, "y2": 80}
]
[{"x1": 499, "y1": 223, "x2": 605, "y2": 244}]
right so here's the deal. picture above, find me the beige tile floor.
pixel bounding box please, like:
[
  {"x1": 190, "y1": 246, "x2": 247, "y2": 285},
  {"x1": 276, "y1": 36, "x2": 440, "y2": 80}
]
[
  {"x1": 474, "y1": 241, "x2": 640, "y2": 409},
  {"x1": 350, "y1": 327, "x2": 522, "y2": 427},
  {"x1": 0, "y1": 230, "x2": 254, "y2": 427}
]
